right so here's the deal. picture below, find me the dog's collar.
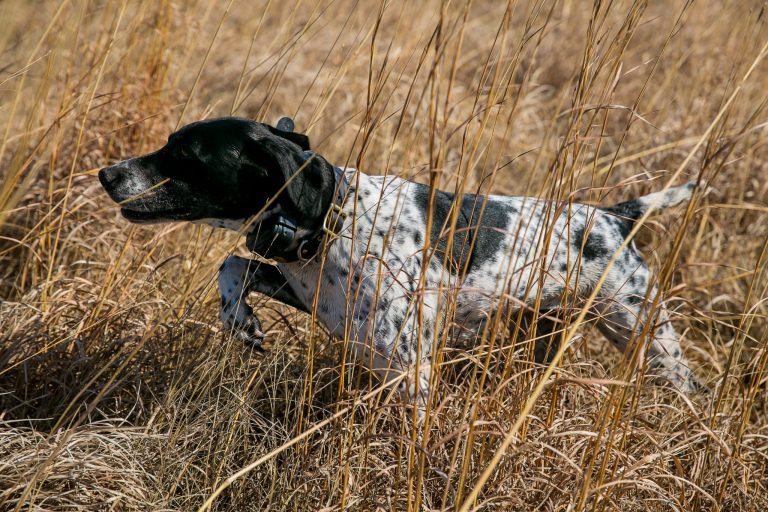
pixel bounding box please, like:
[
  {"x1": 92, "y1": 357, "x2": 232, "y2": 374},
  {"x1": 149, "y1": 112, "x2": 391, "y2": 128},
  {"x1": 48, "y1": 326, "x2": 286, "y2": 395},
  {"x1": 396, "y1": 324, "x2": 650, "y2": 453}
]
[{"x1": 246, "y1": 154, "x2": 349, "y2": 263}]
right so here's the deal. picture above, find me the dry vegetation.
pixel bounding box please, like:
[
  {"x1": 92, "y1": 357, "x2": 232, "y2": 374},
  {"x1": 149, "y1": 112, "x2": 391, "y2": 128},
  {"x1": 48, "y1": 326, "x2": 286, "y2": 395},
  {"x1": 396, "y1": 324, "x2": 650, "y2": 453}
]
[{"x1": 1, "y1": 0, "x2": 767, "y2": 510}]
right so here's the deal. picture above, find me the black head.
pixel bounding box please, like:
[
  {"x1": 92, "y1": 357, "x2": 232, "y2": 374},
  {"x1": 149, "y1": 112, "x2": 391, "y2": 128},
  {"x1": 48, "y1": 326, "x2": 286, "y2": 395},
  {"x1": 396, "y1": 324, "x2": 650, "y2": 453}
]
[{"x1": 98, "y1": 117, "x2": 336, "y2": 229}]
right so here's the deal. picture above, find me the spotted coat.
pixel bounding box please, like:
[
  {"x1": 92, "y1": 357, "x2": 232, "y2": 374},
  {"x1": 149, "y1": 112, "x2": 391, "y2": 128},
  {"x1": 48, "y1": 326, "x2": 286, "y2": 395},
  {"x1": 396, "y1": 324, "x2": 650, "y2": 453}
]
[{"x1": 220, "y1": 172, "x2": 698, "y2": 410}]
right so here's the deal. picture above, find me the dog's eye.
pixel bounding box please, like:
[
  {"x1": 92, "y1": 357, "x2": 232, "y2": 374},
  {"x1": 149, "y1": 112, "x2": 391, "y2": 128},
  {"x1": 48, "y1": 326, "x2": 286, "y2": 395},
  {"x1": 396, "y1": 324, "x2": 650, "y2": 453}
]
[{"x1": 176, "y1": 145, "x2": 193, "y2": 160}]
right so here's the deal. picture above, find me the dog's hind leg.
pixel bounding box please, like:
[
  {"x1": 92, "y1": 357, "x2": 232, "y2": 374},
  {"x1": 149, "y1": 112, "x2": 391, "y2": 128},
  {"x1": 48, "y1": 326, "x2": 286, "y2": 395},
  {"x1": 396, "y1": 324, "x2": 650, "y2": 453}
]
[{"x1": 591, "y1": 254, "x2": 699, "y2": 392}]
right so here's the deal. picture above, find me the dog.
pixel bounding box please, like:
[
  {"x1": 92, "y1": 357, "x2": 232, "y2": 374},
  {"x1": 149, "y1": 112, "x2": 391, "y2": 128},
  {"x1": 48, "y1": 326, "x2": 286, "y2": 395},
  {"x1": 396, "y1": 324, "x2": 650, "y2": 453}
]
[{"x1": 99, "y1": 116, "x2": 702, "y2": 415}]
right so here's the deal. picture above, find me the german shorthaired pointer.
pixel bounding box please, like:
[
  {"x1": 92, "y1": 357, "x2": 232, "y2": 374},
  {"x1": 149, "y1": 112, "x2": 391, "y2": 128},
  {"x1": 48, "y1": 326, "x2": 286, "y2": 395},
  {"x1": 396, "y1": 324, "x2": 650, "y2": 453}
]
[{"x1": 99, "y1": 116, "x2": 702, "y2": 416}]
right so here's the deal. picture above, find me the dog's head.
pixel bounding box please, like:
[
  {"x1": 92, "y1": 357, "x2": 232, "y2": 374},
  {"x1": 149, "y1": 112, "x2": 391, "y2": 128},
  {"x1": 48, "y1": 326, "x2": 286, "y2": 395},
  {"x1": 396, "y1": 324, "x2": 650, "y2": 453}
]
[{"x1": 98, "y1": 117, "x2": 337, "y2": 229}]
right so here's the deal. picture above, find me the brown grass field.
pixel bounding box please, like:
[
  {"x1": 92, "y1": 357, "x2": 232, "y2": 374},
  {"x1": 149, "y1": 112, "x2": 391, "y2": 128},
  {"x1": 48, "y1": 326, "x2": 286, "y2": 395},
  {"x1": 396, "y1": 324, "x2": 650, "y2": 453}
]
[{"x1": 1, "y1": 0, "x2": 768, "y2": 510}]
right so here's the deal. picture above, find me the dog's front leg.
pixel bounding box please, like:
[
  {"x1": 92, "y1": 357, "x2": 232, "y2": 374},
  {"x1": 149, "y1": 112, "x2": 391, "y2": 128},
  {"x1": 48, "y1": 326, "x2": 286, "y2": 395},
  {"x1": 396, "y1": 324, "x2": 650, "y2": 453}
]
[
  {"x1": 218, "y1": 255, "x2": 308, "y2": 349},
  {"x1": 218, "y1": 256, "x2": 265, "y2": 348}
]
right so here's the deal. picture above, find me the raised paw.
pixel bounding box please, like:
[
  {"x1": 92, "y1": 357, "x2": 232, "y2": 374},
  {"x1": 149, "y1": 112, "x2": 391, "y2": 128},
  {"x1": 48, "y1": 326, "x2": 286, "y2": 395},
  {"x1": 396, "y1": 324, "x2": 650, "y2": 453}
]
[
  {"x1": 220, "y1": 300, "x2": 266, "y2": 351},
  {"x1": 236, "y1": 314, "x2": 266, "y2": 351}
]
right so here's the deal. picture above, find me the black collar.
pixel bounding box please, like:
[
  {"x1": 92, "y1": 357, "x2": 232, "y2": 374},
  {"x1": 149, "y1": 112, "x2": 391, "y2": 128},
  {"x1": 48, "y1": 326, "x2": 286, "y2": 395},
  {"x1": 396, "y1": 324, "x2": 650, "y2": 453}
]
[{"x1": 246, "y1": 160, "x2": 349, "y2": 263}]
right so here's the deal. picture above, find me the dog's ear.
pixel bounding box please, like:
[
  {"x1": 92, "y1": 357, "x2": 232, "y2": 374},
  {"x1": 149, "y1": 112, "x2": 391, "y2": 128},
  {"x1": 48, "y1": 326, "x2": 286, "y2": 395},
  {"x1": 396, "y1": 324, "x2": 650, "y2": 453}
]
[
  {"x1": 241, "y1": 131, "x2": 333, "y2": 223},
  {"x1": 280, "y1": 151, "x2": 336, "y2": 222},
  {"x1": 267, "y1": 121, "x2": 311, "y2": 151}
]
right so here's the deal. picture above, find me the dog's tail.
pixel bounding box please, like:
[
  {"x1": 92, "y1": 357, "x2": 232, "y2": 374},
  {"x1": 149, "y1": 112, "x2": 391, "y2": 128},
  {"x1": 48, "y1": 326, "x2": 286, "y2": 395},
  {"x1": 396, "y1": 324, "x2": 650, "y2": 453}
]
[{"x1": 603, "y1": 181, "x2": 699, "y2": 222}]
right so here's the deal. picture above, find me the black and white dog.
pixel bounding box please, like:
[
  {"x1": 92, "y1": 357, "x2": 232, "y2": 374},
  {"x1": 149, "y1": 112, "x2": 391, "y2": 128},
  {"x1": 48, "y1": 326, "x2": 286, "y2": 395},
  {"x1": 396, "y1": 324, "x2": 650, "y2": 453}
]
[{"x1": 99, "y1": 116, "x2": 702, "y2": 414}]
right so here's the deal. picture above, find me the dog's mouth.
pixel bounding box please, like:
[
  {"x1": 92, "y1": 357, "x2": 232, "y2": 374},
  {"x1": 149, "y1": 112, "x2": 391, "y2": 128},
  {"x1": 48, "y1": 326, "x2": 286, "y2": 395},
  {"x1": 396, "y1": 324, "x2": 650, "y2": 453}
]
[{"x1": 120, "y1": 206, "x2": 193, "y2": 224}]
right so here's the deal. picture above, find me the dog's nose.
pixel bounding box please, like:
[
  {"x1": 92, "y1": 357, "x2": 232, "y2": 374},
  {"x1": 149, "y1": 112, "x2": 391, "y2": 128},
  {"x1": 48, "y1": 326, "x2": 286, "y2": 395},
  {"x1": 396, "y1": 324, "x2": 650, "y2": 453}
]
[{"x1": 98, "y1": 164, "x2": 124, "y2": 188}]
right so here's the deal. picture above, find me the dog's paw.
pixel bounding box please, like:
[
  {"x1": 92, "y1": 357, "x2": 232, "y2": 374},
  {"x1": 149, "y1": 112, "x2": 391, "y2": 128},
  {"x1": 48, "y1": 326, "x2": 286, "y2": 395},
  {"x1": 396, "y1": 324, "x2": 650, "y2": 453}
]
[
  {"x1": 220, "y1": 301, "x2": 266, "y2": 351},
  {"x1": 235, "y1": 315, "x2": 266, "y2": 351}
]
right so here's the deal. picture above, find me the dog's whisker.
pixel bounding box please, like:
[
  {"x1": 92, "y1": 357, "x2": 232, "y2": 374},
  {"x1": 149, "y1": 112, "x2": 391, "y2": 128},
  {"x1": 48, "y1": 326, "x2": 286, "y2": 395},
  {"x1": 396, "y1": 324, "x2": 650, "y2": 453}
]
[{"x1": 116, "y1": 178, "x2": 170, "y2": 206}]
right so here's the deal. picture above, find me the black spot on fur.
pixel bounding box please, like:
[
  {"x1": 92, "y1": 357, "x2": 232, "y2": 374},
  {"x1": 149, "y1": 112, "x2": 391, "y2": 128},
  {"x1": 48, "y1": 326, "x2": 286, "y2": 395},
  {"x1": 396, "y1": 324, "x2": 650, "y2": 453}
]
[
  {"x1": 573, "y1": 225, "x2": 610, "y2": 260},
  {"x1": 398, "y1": 344, "x2": 411, "y2": 364},
  {"x1": 393, "y1": 315, "x2": 404, "y2": 333},
  {"x1": 412, "y1": 185, "x2": 511, "y2": 276},
  {"x1": 606, "y1": 214, "x2": 632, "y2": 239},
  {"x1": 623, "y1": 250, "x2": 634, "y2": 266},
  {"x1": 413, "y1": 231, "x2": 422, "y2": 245}
]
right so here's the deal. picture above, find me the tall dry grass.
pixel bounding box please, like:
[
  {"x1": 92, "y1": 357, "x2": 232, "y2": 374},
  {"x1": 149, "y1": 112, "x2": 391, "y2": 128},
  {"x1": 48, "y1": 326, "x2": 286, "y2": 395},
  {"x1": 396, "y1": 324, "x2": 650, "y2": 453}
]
[{"x1": 0, "y1": 0, "x2": 767, "y2": 510}]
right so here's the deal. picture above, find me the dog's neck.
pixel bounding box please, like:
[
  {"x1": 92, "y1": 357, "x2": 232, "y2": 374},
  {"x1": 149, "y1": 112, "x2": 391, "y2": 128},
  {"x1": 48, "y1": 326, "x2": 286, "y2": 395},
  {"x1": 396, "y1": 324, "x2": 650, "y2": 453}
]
[{"x1": 244, "y1": 164, "x2": 350, "y2": 262}]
